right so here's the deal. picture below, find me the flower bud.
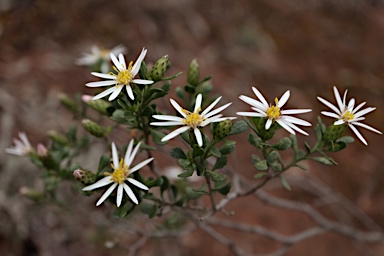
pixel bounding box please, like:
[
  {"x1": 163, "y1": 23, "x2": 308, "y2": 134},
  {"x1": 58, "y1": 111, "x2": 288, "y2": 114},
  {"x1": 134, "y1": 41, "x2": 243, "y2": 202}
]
[
  {"x1": 37, "y1": 143, "x2": 57, "y2": 170},
  {"x1": 48, "y1": 130, "x2": 69, "y2": 145},
  {"x1": 19, "y1": 187, "x2": 44, "y2": 202},
  {"x1": 215, "y1": 119, "x2": 233, "y2": 139},
  {"x1": 322, "y1": 123, "x2": 348, "y2": 144},
  {"x1": 151, "y1": 55, "x2": 170, "y2": 82},
  {"x1": 73, "y1": 169, "x2": 96, "y2": 185},
  {"x1": 82, "y1": 95, "x2": 111, "y2": 115},
  {"x1": 81, "y1": 119, "x2": 105, "y2": 138},
  {"x1": 187, "y1": 59, "x2": 200, "y2": 86},
  {"x1": 58, "y1": 93, "x2": 77, "y2": 113}
]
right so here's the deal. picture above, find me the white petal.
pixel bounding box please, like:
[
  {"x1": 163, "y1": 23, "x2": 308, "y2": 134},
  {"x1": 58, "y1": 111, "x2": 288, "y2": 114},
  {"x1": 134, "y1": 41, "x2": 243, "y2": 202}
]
[
  {"x1": 161, "y1": 126, "x2": 190, "y2": 142},
  {"x1": 278, "y1": 90, "x2": 290, "y2": 108},
  {"x1": 152, "y1": 115, "x2": 184, "y2": 122},
  {"x1": 342, "y1": 89, "x2": 348, "y2": 106},
  {"x1": 276, "y1": 119, "x2": 296, "y2": 135},
  {"x1": 19, "y1": 132, "x2": 31, "y2": 148},
  {"x1": 204, "y1": 102, "x2": 232, "y2": 118},
  {"x1": 349, "y1": 124, "x2": 367, "y2": 145},
  {"x1": 333, "y1": 86, "x2": 344, "y2": 112},
  {"x1": 101, "y1": 62, "x2": 109, "y2": 74},
  {"x1": 353, "y1": 107, "x2": 376, "y2": 119},
  {"x1": 239, "y1": 95, "x2": 268, "y2": 111},
  {"x1": 92, "y1": 87, "x2": 116, "y2": 100},
  {"x1": 110, "y1": 45, "x2": 126, "y2": 55},
  {"x1": 194, "y1": 128, "x2": 203, "y2": 147},
  {"x1": 111, "y1": 142, "x2": 119, "y2": 168},
  {"x1": 280, "y1": 116, "x2": 311, "y2": 126},
  {"x1": 201, "y1": 96, "x2": 222, "y2": 117},
  {"x1": 236, "y1": 112, "x2": 266, "y2": 117},
  {"x1": 123, "y1": 183, "x2": 138, "y2": 204},
  {"x1": 252, "y1": 87, "x2": 269, "y2": 107},
  {"x1": 150, "y1": 121, "x2": 183, "y2": 126},
  {"x1": 127, "y1": 142, "x2": 142, "y2": 167},
  {"x1": 194, "y1": 94, "x2": 202, "y2": 113},
  {"x1": 203, "y1": 117, "x2": 236, "y2": 126},
  {"x1": 284, "y1": 121, "x2": 309, "y2": 136},
  {"x1": 265, "y1": 119, "x2": 273, "y2": 130},
  {"x1": 108, "y1": 85, "x2": 123, "y2": 101},
  {"x1": 132, "y1": 48, "x2": 147, "y2": 76},
  {"x1": 86, "y1": 80, "x2": 116, "y2": 87},
  {"x1": 321, "y1": 111, "x2": 341, "y2": 119},
  {"x1": 124, "y1": 139, "x2": 134, "y2": 165},
  {"x1": 317, "y1": 96, "x2": 341, "y2": 115},
  {"x1": 130, "y1": 157, "x2": 154, "y2": 173},
  {"x1": 200, "y1": 114, "x2": 223, "y2": 127},
  {"x1": 132, "y1": 79, "x2": 154, "y2": 85},
  {"x1": 126, "y1": 85, "x2": 135, "y2": 100},
  {"x1": 170, "y1": 99, "x2": 187, "y2": 117},
  {"x1": 5, "y1": 148, "x2": 21, "y2": 155},
  {"x1": 127, "y1": 178, "x2": 149, "y2": 190},
  {"x1": 351, "y1": 122, "x2": 382, "y2": 134},
  {"x1": 334, "y1": 119, "x2": 346, "y2": 125},
  {"x1": 83, "y1": 176, "x2": 113, "y2": 191},
  {"x1": 118, "y1": 54, "x2": 126, "y2": 69},
  {"x1": 96, "y1": 183, "x2": 118, "y2": 206},
  {"x1": 281, "y1": 109, "x2": 312, "y2": 115},
  {"x1": 352, "y1": 102, "x2": 366, "y2": 114},
  {"x1": 91, "y1": 72, "x2": 116, "y2": 80},
  {"x1": 116, "y1": 184, "x2": 124, "y2": 207},
  {"x1": 347, "y1": 98, "x2": 355, "y2": 111},
  {"x1": 110, "y1": 53, "x2": 123, "y2": 71}
]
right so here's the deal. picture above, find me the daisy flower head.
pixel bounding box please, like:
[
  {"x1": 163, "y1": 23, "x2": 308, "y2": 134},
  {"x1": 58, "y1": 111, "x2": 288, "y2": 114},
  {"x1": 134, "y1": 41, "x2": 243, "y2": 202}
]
[
  {"x1": 317, "y1": 86, "x2": 382, "y2": 145},
  {"x1": 76, "y1": 44, "x2": 126, "y2": 73},
  {"x1": 150, "y1": 94, "x2": 236, "y2": 147},
  {"x1": 237, "y1": 87, "x2": 312, "y2": 135},
  {"x1": 82, "y1": 140, "x2": 153, "y2": 207},
  {"x1": 5, "y1": 132, "x2": 33, "y2": 156},
  {"x1": 85, "y1": 48, "x2": 154, "y2": 101}
]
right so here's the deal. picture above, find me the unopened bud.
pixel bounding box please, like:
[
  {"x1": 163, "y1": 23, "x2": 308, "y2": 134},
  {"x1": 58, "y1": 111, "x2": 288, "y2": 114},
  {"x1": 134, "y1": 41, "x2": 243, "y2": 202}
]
[
  {"x1": 323, "y1": 123, "x2": 348, "y2": 144},
  {"x1": 58, "y1": 93, "x2": 77, "y2": 113},
  {"x1": 73, "y1": 169, "x2": 96, "y2": 185},
  {"x1": 187, "y1": 59, "x2": 200, "y2": 86},
  {"x1": 48, "y1": 130, "x2": 69, "y2": 145},
  {"x1": 37, "y1": 143, "x2": 48, "y2": 157},
  {"x1": 37, "y1": 143, "x2": 57, "y2": 170},
  {"x1": 151, "y1": 55, "x2": 170, "y2": 82},
  {"x1": 20, "y1": 187, "x2": 44, "y2": 202},
  {"x1": 82, "y1": 119, "x2": 105, "y2": 138},
  {"x1": 82, "y1": 95, "x2": 111, "y2": 115},
  {"x1": 215, "y1": 119, "x2": 233, "y2": 139}
]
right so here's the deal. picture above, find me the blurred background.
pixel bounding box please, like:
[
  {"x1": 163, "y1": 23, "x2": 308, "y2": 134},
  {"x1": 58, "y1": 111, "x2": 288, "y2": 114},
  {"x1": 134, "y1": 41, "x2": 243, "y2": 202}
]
[{"x1": 0, "y1": 0, "x2": 384, "y2": 255}]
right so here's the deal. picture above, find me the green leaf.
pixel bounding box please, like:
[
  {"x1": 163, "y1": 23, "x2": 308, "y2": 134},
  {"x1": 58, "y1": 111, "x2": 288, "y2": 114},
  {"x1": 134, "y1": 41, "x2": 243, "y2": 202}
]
[
  {"x1": 219, "y1": 140, "x2": 236, "y2": 155},
  {"x1": 184, "y1": 85, "x2": 195, "y2": 93},
  {"x1": 304, "y1": 142, "x2": 311, "y2": 153},
  {"x1": 251, "y1": 154, "x2": 261, "y2": 164},
  {"x1": 255, "y1": 160, "x2": 268, "y2": 171},
  {"x1": 254, "y1": 172, "x2": 268, "y2": 179},
  {"x1": 141, "y1": 106, "x2": 155, "y2": 116},
  {"x1": 290, "y1": 134, "x2": 298, "y2": 152},
  {"x1": 140, "y1": 202, "x2": 158, "y2": 218},
  {"x1": 149, "y1": 128, "x2": 167, "y2": 145},
  {"x1": 110, "y1": 109, "x2": 127, "y2": 123},
  {"x1": 170, "y1": 147, "x2": 187, "y2": 159},
  {"x1": 273, "y1": 137, "x2": 292, "y2": 151},
  {"x1": 212, "y1": 155, "x2": 227, "y2": 171},
  {"x1": 215, "y1": 182, "x2": 232, "y2": 195},
  {"x1": 280, "y1": 176, "x2": 291, "y2": 191},
  {"x1": 267, "y1": 151, "x2": 279, "y2": 163},
  {"x1": 180, "y1": 132, "x2": 190, "y2": 144},
  {"x1": 207, "y1": 170, "x2": 227, "y2": 182},
  {"x1": 228, "y1": 120, "x2": 248, "y2": 135},
  {"x1": 178, "y1": 170, "x2": 194, "y2": 178},
  {"x1": 270, "y1": 162, "x2": 282, "y2": 172},
  {"x1": 96, "y1": 154, "x2": 110, "y2": 176},
  {"x1": 295, "y1": 164, "x2": 308, "y2": 170},
  {"x1": 178, "y1": 158, "x2": 191, "y2": 170},
  {"x1": 67, "y1": 124, "x2": 77, "y2": 142},
  {"x1": 176, "y1": 86, "x2": 185, "y2": 99},
  {"x1": 336, "y1": 136, "x2": 354, "y2": 144},
  {"x1": 186, "y1": 187, "x2": 206, "y2": 199},
  {"x1": 311, "y1": 156, "x2": 337, "y2": 165},
  {"x1": 248, "y1": 133, "x2": 262, "y2": 149},
  {"x1": 113, "y1": 202, "x2": 135, "y2": 218},
  {"x1": 160, "y1": 176, "x2": 169, "y2": 195},
  {"x1": 193, "y1": 145, "x2": 204, "y2": 158},
  {"x1": 162, "y1": 71, "x2": 183, "y2": 81},
  {"x1": 209, "y1": 146, "x2": 220, "y2": 158}
]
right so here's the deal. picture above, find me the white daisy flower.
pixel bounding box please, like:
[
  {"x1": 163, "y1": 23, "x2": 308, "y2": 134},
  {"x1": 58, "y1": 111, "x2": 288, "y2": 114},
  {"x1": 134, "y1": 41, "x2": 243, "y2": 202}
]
[
  {"x1": 76, "y1": 44, "x2": 126, "y2": 73},
  {"x1": 5, "y1": 132, "x2": 33, "y2": 156},
  {"x1": 237, "y1": 87, "x2": 312, "y2": 135},
  {"x1": 82, "y1": 140, "x2": 153, "y2": 207},
  {"x1": 85, "y1": 48, "x2": 154, "y2": 101},
  {"x1": 150, "y1": 94, "x2": 236, "y2": 147},
  {"x1": 317, "y1": 86, "x2": 382, "y2": 145}
]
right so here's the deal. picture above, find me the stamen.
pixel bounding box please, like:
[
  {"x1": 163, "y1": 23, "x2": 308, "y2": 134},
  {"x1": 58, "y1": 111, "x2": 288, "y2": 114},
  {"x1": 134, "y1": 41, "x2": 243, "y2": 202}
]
[
  {"x1": 115, "y1": 61, "x2": 134, "y2": 86},
  {"x1": 182, "y1": 111, "x2": 204, "y2": 128},
  {"x1": 342, "y1": 110, "x2": 354, "y2": 121},
  {"x1": 266, "y1": 99, "x2": 281, "y2": 120},
  {"x1": 108, "y1": 159, "x2": 129, "y2": 184}
]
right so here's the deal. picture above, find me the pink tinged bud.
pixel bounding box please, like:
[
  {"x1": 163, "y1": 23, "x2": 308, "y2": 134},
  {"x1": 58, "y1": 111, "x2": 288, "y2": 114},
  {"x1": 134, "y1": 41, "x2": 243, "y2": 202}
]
[
  {"x1": 37, "y1": 143, "x2": 48, "y2": 157},
  {"x1": 73, "y1": 169, "x2": 84, "y2": 179},
  {"x1": 81, "y1": 95, "x2": 93, "y2": 103}
]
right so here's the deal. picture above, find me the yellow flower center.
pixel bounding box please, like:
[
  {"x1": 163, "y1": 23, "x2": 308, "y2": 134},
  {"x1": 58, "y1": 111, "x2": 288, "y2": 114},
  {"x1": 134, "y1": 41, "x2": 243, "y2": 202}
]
[
  {"x1": 114, "y1": 61, "x2": 133, "y2": 86},
  {"x1": 181, "y1": 108, "x2": 204, "y2": 128},
  {"x1": 266, "y1": 98, "x2": 281, "y2": 119},
  {"x1": 105, "y1": 159, "x2": 129, "y2": 184},
  {"x1": 342, "y1": 110, "x2": 354, "y2": 121}
]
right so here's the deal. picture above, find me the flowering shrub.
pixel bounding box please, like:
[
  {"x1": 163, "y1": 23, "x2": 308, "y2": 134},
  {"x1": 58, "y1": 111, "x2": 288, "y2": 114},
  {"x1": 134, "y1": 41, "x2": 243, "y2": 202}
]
[{"x1": 6, "y1": 46, "x2": 382, "y2": 255}]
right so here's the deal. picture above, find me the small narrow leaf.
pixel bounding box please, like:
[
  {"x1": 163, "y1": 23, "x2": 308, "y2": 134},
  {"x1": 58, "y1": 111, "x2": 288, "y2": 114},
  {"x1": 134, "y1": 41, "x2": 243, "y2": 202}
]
[
  {"x1": 170, "y1": 147, "x2": 187, "y2": 159},
  {"x1": 280, "y1": 176, "x2": 291, "y2": 191}
]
